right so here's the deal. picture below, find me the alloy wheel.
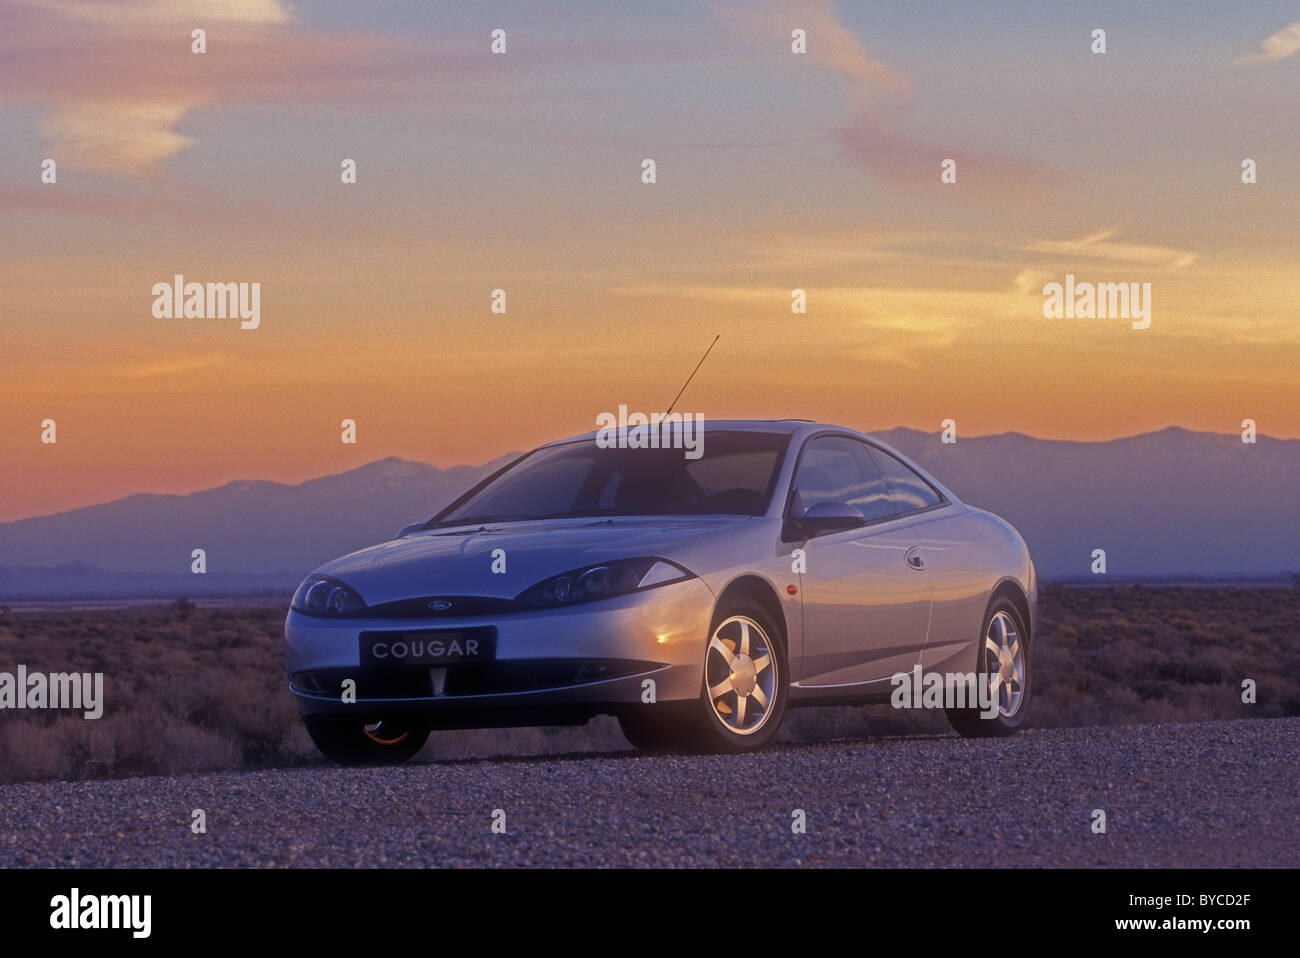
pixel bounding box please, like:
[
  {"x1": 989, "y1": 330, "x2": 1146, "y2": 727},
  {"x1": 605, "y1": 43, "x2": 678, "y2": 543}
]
[
  {"x1": 983, "y1": 610, "x2": 1025, "y2": 717},
  {"x1": 705, "y1": 615, "x2": 779, "y2": 735}
]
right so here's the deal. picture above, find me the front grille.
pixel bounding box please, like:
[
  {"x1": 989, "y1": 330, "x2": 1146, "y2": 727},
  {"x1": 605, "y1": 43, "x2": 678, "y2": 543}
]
[{"x1": 363, "y1": 595, "x2": 520, "y2": 618}]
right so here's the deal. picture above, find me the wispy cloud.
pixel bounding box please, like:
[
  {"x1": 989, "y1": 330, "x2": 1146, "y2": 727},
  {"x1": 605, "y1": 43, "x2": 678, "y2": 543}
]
[
  {"x1": 609, "y1": 283, "x2": 1004, "y2": 368},
  {"x1": 4, "y1": 1, "x2": 293, "y2": 175},
  {"x1": 110, "y1": 352, "x2": 232, "y2": 380},
  {"x1": 40, "y1": 100, "x2": 200, "y2": 174},
  {"x1": 834, "y1": 120, "x2": 1057, "y2": 203},
  {"x1": 1234, "y1": 21, "x2": 1300, "y2": 65},
  {"x1": 713, "y1": 0, "x2": 1054, "y2": 202},
  {"x1": 13, "y1": 0, "x2": 292, "y2": 25},
  {"x1": 711, "y1": 0, "x2": 908, "y2": 102},
  {"x1": 0, "y1": 0, "x2": 490, "y2": 177},
  {"x1": 1021, "y1": 228, "x2": 1198, "y2": 269}
]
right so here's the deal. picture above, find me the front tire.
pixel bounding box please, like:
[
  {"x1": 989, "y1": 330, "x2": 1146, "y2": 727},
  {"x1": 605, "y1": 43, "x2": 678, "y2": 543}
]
[
  {"x1": 617, "y1": 704, "x2": 691, "y2": 751},
  {"x1": 618, "y1": 597, "x2": 789, "y2": 753},
  {"x1": 302, "y1": 715, "x2": 430, "y2": 766},
  {"x1": 945, "y1": 598, "x2": 1031, "y2": 738},
  {"x1": 691, "y1": 597, "x2": 789, "y2": 752}
]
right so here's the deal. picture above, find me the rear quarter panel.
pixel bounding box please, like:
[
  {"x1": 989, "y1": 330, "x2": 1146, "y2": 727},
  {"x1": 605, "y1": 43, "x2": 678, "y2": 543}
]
[{"x1": 918, "y1": 505, "x2": 1035, "y2": 675}]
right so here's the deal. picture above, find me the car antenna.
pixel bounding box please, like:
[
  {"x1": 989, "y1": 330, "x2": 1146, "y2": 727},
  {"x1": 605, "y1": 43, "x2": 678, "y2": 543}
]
[{"x1": 665, "y1": 334, "x2": 719, "y2": 416}]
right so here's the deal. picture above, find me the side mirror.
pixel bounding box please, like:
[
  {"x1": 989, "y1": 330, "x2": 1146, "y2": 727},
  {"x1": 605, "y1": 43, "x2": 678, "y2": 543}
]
[
  {"x1": 394, "y1": 521, "x2": 426, "y2": 539},
  {"x1": 783, "y1": 499, "x2": 865, "y2": 541}
]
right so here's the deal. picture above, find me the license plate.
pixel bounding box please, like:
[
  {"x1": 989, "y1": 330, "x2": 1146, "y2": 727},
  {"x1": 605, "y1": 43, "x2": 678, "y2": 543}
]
[{"x1": 359, "y1": 629, "x2": 495, "y2": 667}]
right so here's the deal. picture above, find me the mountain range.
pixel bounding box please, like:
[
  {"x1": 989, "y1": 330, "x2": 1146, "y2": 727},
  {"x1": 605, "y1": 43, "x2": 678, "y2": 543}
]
[{"x1": 0, "y1": 428, "x2": 1295, "y2": 599}]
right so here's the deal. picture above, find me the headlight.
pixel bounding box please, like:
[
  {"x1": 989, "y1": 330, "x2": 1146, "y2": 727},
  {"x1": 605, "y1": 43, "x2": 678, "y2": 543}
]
[
  {"x1": 517, "y1": 558, "x2": 694, "y2": 608},
  {"x1": 291, "y1": 574, "x2": 367, "y2": 617}
]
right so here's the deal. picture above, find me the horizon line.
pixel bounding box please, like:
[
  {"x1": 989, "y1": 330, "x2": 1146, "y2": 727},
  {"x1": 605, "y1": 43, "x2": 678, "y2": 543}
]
[{"x1": 3, "y1": 422, "x2": 1284, "y2": 526}]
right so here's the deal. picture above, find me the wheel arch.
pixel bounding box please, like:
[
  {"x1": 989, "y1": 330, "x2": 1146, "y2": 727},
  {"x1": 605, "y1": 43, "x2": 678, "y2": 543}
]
[
  {"x1": 987, "y1": 577, "x2": 1032, "y2": 645},
  {"x1": 713, "y1": 574, "x2": 788, "y2": 642}
]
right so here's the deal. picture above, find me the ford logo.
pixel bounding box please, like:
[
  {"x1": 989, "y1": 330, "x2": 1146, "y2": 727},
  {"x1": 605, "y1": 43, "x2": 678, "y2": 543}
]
[{"x1": 427, "y1": 599, "x2": 453, "y2": 611}]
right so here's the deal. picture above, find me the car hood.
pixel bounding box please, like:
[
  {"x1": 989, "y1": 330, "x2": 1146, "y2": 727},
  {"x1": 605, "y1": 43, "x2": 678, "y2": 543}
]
[{"x1": 313, "y1": 516, "x2": 750, "y2": 606}]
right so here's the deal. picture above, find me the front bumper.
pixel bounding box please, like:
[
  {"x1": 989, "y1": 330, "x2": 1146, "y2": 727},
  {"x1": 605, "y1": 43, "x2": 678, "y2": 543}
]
[{"x1": 284, "y1": 577, "x2": 714, "y2": 719}]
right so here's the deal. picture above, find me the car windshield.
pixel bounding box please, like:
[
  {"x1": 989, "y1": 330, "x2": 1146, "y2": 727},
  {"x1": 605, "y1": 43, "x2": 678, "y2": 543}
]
[{"x1": 430, "y1": 430, "x2": 791, "y2": 525}]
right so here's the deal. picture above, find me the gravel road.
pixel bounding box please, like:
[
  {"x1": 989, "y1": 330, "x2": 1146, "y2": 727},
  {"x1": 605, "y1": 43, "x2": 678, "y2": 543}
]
[{"x1": 1, "y1": 718, "x2": 1295, "y2": 868}]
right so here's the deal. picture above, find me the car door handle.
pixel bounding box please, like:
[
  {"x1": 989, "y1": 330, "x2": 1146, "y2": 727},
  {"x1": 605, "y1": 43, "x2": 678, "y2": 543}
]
[{"x1": 904, "y1": 547, "x2": 924, "y2": 570}]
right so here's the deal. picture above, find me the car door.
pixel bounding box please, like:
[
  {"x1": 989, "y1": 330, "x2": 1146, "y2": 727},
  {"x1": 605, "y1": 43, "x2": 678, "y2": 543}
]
[
  {"x1": 788, "y1": 435, "x2": 932, "y2": 691},
  {"x1": 863, "y1": 444, "x2": 962, "y2": 672}
]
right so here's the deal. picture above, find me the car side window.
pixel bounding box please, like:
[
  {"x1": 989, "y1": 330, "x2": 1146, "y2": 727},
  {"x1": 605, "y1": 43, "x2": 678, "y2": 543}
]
[
  {"x1": 867, "y1": 447, "x2": 944, "y2": 511},
  {"x1": 791, "y1": 436, "x2": 899, "y2": 522}
]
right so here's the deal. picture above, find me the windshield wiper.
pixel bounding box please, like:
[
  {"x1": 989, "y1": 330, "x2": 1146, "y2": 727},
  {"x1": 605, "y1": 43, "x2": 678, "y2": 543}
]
[{"x1": 424, "y1": 514, "x2": 536, "y2": 529}]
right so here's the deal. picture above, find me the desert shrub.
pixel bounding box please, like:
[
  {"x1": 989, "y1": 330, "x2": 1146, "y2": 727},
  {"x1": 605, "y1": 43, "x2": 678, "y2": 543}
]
[
  {"x1": 0, "y1": 720, "x2": 68, "y2": 781},
  {"x1": 159, "y1": 724, "x2": 242, "y2": 774},
  {"x1": 0, "y1": 587, "x2": 1295, "y2": 783}
]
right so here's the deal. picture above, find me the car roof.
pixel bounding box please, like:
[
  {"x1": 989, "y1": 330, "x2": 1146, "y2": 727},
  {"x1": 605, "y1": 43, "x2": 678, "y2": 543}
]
[
  {"x1": 550, "y1": 418, "x2": 822, "y2": 446},
  {"x1": 537, "y1": 419, "x2": 962, "y2": 506}
]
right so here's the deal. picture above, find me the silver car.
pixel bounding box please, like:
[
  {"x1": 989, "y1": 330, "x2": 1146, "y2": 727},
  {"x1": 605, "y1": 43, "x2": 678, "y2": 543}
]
[{"x1": 284, "y1": 420, "x2": 1036, "y2": 765}]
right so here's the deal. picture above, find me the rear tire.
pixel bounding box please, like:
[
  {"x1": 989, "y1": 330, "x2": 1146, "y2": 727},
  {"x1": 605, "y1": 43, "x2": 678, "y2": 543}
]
[
  {"x1": 303, "y1": 715, "x2": 430, "y2": 766},
  {"x1": 945, "y1": 597, "x2": 1031, "y2": 738}
]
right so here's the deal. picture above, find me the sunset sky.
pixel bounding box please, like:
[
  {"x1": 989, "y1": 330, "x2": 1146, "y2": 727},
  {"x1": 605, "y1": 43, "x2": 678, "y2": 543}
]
[{"x1": 2, "y1": 0, "x2": 1299, "y2": 521}]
